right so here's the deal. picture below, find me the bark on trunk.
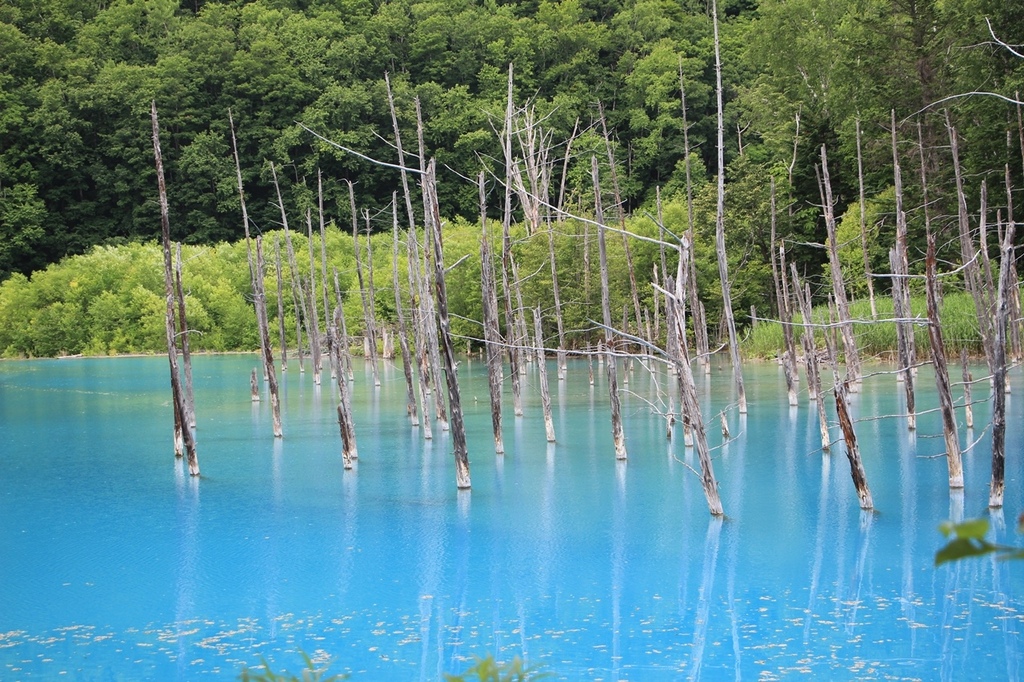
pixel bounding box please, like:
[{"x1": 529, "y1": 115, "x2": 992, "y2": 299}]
[
  {"x1": 392, "y1": 198, "x2": 419, "y2": 426},
  {"x1": 331, "y1": 309, "x2": 357, "y2": 469},
  {"x1": 151, "y1": 102, "x2": 199, "y2": 476},
  {"x1": 960, "y1": 348, "x2": 974, "y2": 429},
  {"x1": 273, "y1": 238, "x2": 288, "y2": 372},
  {"x1": 251, "y1": 368, "x2": 260, "y2": 402},
  {"x1": 947, "y1": 112, "x2": 995, "y2": 373},
  {"x1": 593, "y1": 156, "x2": 627, "y2": 460},
  {"x1": 534, "y1": 307, "x2": 556, "y2": 443},
  {"x1": 792, "y1": 265, "x2": 830, "y2": 452},
  {"x1": 834, "y1": 377, "x2": 873, "y2": 510},
  {"x1": 349, "y1": 183, "x2": 381, "y2": 387},
  {"x1": 926, "y1": 232, "x2": 964, "y2": 488},
  {"x1": 891, "y1": 112, "x2": 917, "y2": 430},
  {"x1": 174, "y1": 243, "x2": 196, "y2": 428},
  {"x1": 820, "y1": 145, "x2": 860, "y2": 384},
  {"x1": 425, "y1": 161, "x2": 471, "y2": 489},
  {"x1": 668, "y1": 255, "x2": 723, "y2": 516},
  {"x1": 480, "y1": 173, "x2": 505, "y2": 454},
  {"x1": 770, "y1": 180, "x2": 799, "y2": 407},
  {"x1": 990, "y1": 171, "x2": 1016, "y2": 508},
  {"x1": 305, "y1": 209, "x2": 323, "y2": 385},
  {"x1": 259, "y1": 238, "x2": 284, "y2": 438}
]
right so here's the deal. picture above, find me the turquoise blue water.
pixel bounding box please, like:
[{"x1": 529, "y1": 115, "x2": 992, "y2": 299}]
[{"x1": 1, "y1": 355, "x2": 1021, "y2": 680}]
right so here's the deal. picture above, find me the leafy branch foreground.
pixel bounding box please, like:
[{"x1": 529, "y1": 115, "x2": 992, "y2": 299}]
[
  {"x1": 935, "y1": 515, "x2": 1024, "y2": 565},
  {"x1": 239, "y1": 653, "x2": 549, "y2": 682}
]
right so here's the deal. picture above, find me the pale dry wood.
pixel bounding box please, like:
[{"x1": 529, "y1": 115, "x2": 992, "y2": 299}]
[
  {"x1": 425, "y1": 161, "x2": 471, "y2": 489},
  {"x1": 593, "y1": 155, "x2": 627, "y2": 460},
  {"x1": 152, "y1": 102, "x2": 199, "y2": 475},
  {"x1": 712, "y1": 0, "x2": 746, "y2": 413}
]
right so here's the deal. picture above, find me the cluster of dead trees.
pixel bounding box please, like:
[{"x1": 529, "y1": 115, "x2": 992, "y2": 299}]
[{"x1": 150, "y1": 1, "x2": 1019, "y2": 522}]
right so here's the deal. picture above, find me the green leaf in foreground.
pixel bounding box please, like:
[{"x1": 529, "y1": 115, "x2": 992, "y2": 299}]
[
  {"x1": 935, "y1": 517, "x2": 1024, "y2": 566},
  {"x1": 444, "y1": 655, "x2": 551, "y2": 682}
]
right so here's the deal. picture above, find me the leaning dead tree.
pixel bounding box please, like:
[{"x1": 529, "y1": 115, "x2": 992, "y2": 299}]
[
  {"x1": 825, "y1": 324, "x2": 873, "y2": 511},
  {"x1": 593, "y1": 155, "x2": 628, "y2": 460},
  {"x1": 424, "y1": 160, "x2": 471, "y2": 489},
  {"x1": 256, "y1": 238, "x2": 284, "y2": 438},
  {"x1": 819, "y1": 145, "x2": 860, "y2": 385},
  {"x1": 151, "y1": 102, "x2": 199, "y2": 476},
  {"x1": 480, "y1": 173, "x2": 505, "y2": 454},
  {"x1": 664, "y1": 246, "x2": 723, "y2": 516},
  {"x1": 174, "y1": 243, "x2": 196, "y2": 428},
  {"x1": 712, "y1": 0, "x2": 746, "y2": 413},
  {"x1": 229, "y1": 110, "x2": 282, "y2": 437},
  {"x1": 925, "y1": 232, "x2": 963, "y2": 489}
]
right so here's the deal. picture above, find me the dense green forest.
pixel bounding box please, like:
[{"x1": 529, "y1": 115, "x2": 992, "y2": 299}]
[{"x1": 1, "y1": 0, "x2": 1023, "y2": 356}]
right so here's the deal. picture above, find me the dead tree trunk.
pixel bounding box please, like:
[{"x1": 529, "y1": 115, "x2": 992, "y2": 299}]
[
  {"x1": 820, "y1": 145, "x2": 860, "y2": 384},
  {"x1": 174, "y1": 243, "x2": 196, "y2": 428},
  {"x1": 770, "y1": 179, "x2": 799, "y2": 407},
  {"x1": 258, "y1": 238, "x2": 284, "y2": 438},
  {"x1": 990, "y1": 171, "x2": 1016, "y2": 508},
  {"x1": 712, "y1": 0, "x2": 746, "y2": 413},
  {"x1": 151, "y1": 102, "x2": 199, "y2": 476},
  {"x1": 305, "y1": 209, "x2": 323, "y2": 385},
  {"x1": 792, "y1": 265, "x2": 830, "y2": 452},
  {"x1": 331, "y1": 308, "x2": 357, "y2": 469},
  {"x1": 593, "y1": 156, "x2": 628, "y2": 460},
  {"x1": 405, "y1": 225, "x2": 435, "y2": 440},
  {"x1": 679, "y1": 74, "x2": 710, "y2": 372},
  {"x1": 599, "y1": 105, "x2": 643, "y2": 336},
  {"x1": 273, "y1": 238, "x2": 288, "y2": 371},
  {"x1": 271, "y1": 161, "x2": 311, "y2": 374},
  {"x1": 480, "y1": 173, "x2": 505, "y2": 454},
  {"x1": 317, "y1": 169, "x2": 336, "y2": 379},
  {"x1": 392, "y1": 197, "x2": 419, "y2": 426},
  {"x1": 349, "y1": 183, "x2": 380, "y2": 386},
  {"x1": 834, "y1": 376, "x2": 873, "y2": 510},
  {"x1": 855, "y1": 116, "x2": 877, "y2": 319},
  {"x1": 960, "y1": 348, "x2": 974, "y2": 429},
  {"x1": 947, "y1": 113, "x2": 995, "y2": 373},
  {"x1": 534, "y1": 307, "x2": 556, "y2": 443},
  {"x1": 425, "y1": 160, "x2": 471, "y2": 489},
  {"x1": 666, "y1": 253, "x2": 723, "y2": 516},
  {"x1": 414, "y1": 102, "x2": 450, "y2": 431},
  {"x1": 229, "y1": 110, "x2": 282, "y2": 437},
  {"x1": 926, "y1": 232, "x2": 964, "y2": 488},
  {"x1": 332, "y1": 267, "x2": 354, "y2": 382},
  {"x1": 890, "y1": 112, "x2": 916, "y2": 430}
]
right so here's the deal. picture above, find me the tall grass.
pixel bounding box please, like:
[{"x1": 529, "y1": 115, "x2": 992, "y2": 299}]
[{"x1": 742, "y1": 291, "x2": 983, "y2": 360}]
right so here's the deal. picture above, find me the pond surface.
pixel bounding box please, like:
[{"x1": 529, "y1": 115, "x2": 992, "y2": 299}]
[{"x1": 1, "y1": 354, "x2": 1022, "y2": 680}]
